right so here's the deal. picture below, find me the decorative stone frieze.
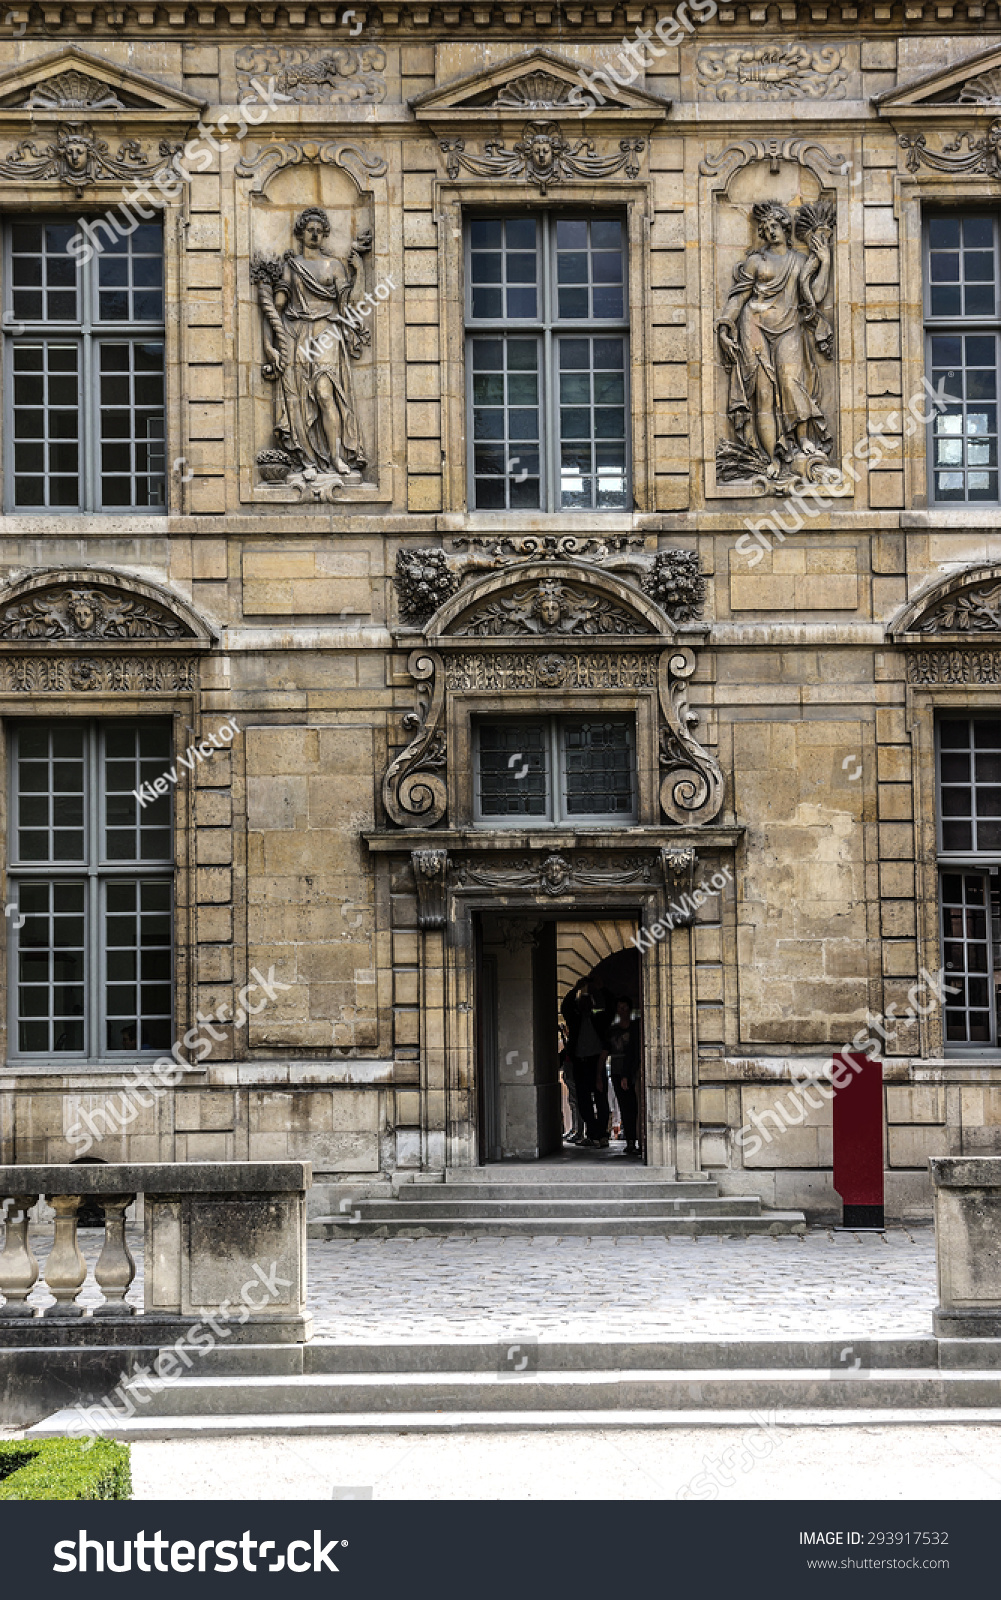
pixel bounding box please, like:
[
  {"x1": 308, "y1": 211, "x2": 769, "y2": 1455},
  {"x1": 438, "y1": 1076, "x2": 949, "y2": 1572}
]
[
  {"x1": 0, "y1": 123, "x2": 178, "y2": 187},
  {"x1": 234, "y1": 44, "x2": 387, "y2": 103},
  {"x1": 696, "y1": 45, "x2": 851, "y2": 102},
  {"x1": 438, "y1": 123, "x2": 644, "y2": 194}
]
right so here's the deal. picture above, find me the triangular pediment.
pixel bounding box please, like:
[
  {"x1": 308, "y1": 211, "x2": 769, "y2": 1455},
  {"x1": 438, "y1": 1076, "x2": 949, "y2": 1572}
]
[
  {"x1": 412, "y1": 48, "x2": 670, "y2": 124},
  {"x1": 0, "y1": 47, "x2": 203, "y2": 122},
  {"x1": 875, "y1": 44, "x2": 1001, "y2": 118}
]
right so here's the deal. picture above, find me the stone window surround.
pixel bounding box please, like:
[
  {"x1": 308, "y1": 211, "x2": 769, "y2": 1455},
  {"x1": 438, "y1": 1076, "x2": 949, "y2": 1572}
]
[
  {"x1": 895, "y1": 170, "x2": 1000, "y2": 516},
  {"x1": 0, "y1": 567, "x2": 215, "y2": 1075},
  {"x1": 0, "y1": 184, "x2": 186, "y2": 522},
  {"x1": 435, "y1": 179, "x2": 652, "y2": 522}
]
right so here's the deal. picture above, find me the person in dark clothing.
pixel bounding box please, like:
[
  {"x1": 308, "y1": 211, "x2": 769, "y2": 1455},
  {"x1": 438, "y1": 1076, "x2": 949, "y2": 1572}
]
[
  {"x1": 609, "y1": 996, "x2": 641, "y2": 1156},
  {"x1": 560, "y1": 979, "x2": 613, "y2": 1147}
]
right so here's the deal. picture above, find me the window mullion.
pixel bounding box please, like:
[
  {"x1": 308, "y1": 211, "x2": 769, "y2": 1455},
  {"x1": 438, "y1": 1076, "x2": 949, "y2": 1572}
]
[{"x1": 88, "y1": 723, "x2": 101, "y2": 1059}]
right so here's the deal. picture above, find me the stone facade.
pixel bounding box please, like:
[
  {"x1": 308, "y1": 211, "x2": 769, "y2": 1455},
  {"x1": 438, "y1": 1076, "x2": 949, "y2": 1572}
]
[{"x1": 2, "y1": 11, "x2": 1001, "y2": 1219}]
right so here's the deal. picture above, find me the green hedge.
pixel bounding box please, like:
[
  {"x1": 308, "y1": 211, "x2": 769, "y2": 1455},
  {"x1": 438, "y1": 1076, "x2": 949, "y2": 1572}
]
[{"x1": 0, "y1": 1438, "x2": 131, "y2": 1500}]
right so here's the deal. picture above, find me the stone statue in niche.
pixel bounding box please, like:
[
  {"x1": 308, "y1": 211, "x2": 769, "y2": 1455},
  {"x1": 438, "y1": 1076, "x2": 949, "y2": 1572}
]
[
  {"x1": 716, "y1": 199, "x2": 840, "y2": 490},
  {"x1": 251, "y1": 206, "x2": 374, "y2": 495}
]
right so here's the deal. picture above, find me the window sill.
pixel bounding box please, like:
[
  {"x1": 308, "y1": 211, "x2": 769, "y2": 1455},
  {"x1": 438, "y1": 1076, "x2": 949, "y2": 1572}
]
[{"x1": 365, "y1": 824, "x2": 745, "y2": 852}]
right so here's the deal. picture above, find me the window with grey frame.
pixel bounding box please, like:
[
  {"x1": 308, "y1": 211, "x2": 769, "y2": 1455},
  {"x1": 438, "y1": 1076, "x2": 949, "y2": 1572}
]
[
  {"x1": 924, "y1": 211, "x2": 999, "y2": 504},
  {"x1": 7, "y1": 721, "x2": 174, "y2": 1061},
  {"x1": 3, "y1": 219, "x2": 165, "y2": 512},
  {"x1": 474, "y1": 716, "x2": 636, "y2": 826},
  {"x1": 937, "y1": 715, "x2": 1001, "y2": 1050},
  {"x1": 466, "y1": 213, "x2": 630, "y2": 512}
]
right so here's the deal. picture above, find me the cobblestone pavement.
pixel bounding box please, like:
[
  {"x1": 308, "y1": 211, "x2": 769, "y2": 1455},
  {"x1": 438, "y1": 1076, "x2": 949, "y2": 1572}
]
[
  {"x1": 19, "y1": 1225, "x2": 936, "y2": 1340},
  {"x1": 307, "y1": 1227, "x2": 937, "y2": 1342}
]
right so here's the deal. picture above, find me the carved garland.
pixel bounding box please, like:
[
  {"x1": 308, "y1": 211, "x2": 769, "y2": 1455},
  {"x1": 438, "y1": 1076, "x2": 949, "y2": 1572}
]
[
  {"x1": 899, "y1": 124, "x2": 1001, "y2": 179},
  {"x1": 0, "y1": 124, "x2": 179, "y2": 187},
  {"x1": 439, "y1": 122, "x2": 644, "y2": 193}
]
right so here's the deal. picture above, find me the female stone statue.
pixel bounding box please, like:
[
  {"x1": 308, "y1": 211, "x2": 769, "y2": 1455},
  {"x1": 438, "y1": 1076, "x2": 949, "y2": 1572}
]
[
  {"x1": 252, "y1": 206, "x2": 371, "y2": 483},
  {"x1": 716, "y1": 199, "x2": 835, "y2": 482}
]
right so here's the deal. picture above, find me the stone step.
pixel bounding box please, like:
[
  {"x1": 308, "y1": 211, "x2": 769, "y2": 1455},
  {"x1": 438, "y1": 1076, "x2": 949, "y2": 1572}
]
[
  {"x1": 436, "y1": 1165, "x2": 681, "y2": 1184},
  {"x1": 338, "y1": 1196, "x2": 762, "y2": 1222},
  {"x1": 30, "y1": 1368, "x2": 1001, "y2": 1429},
  {"x1": 30, "y1": 1405, "x2": 1001, "y2": 1439},
  {"x1": 159, "y1": 1335, "x2": 973, "y2": 1376},
  {"x1": 392, "y1": 1182, "x2": 720, "y2": 1203},
  {"x1": 308, "y1": 1210, "x2": 805, "y2": 1239}
]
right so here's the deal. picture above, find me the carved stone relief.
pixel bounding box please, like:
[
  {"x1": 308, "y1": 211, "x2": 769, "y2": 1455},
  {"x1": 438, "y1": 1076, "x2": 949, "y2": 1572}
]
[
  {"x1": 381, "y1": 642, "x2": 724, "y2": 830},
  {"x1": 234, "y1": 45, "x2": 387, "y2": 104},
  {"x1": 394, "y1": 546, "x2": 703, "y2": 629},
  {"x1": 911, "y1": 580, "x2": 1001, "y2": 635},
  {"x1": 0, "y1": 657, "x2": 198, "y2": 693},
  {"x1": 442, "y1": 653, "x2": 659, "y2": 691},
  {"x1": 438, "y1": 122, "x2": 644, "y2": 194},
  {"x1": 455, "y1": 852, "x2": 660, "y2": 894},
  {"x1": 383, "y1": 651, "x2": 447, "y2": 829},
  {"x1": 715, "y1": 198, "x2": 839, "y2": 491},
  {"x1": 452, "y1": 579, "x2": 645, "y2": 638},
  {"x1": 412, "y1": 849, "x2": 448, "y2": 930},
  {"x1": 907, "y1": 651, "x2": 1001, "y2": 686},
  {"x1": 0, "y1": 585, "x2": 191, "y2": 641},
  {"x1": 899, "y1": 124, "x2": 1001, "y2": 179},
  {"x1": 696, "y1": 45, "x2": 850, "y2": 102},
  {"x1": 490, "y1": 72, "x2": 581, "y2": 109},
  {"x1": 235, "y1": 140, "x2": 388, "y2": 197},
  {"x1": 0, "y1": 124, "x2": 178, "y2": 189},
  {"x1": 24, "y1": 71, "x2": 124, "y2": 109},
  {"x1": 250, "y1": 206, "x2": 377, "y2": 499}
]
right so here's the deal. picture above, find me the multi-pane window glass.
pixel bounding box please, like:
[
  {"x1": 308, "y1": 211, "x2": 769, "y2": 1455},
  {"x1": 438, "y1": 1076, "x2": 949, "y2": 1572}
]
[
  {"x1": 926, "y1": 214, "x2": 1000, "y2": 503},
  {"x1": 940, "y1": 873, "x2": 1001, "y2": 1047},
  {"x1": 475, "y1": 717, "x2": 636, "y2": 825},
  {"x1": 938, "y1": 718, "x2": 1001, "y2": 1050},
  {"x1": 9, "y1": 722, "x2": 173, "y2": 1058},
  {"x1": 467, "y1": 213, "x2": 629, "y2": 512},
  {"x1": 4, "y1": 220, "x2": 165, "y2": 511},
  {"x1": 938, "y1": 717, "x2": 1001, "y2": 853}
]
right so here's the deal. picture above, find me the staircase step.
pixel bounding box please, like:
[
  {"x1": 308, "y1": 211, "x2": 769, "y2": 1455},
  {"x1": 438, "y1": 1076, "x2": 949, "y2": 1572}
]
[
  {"x1": 29, "y1": 1405, "x2": 1001, "y2": 1439},
  {"x1": 31, "y1": 1368, "x2": 1001, "y2": 1425},
  {"x1": 342, "y1": 1197, "x2": 761, "y2": 1221},
  {"x1": 309, "y1": 1210, "x2": 804, "y2": 1239},
  {"x1": 396, "y1": 1183, "x2": 719, "y2": 1203}
]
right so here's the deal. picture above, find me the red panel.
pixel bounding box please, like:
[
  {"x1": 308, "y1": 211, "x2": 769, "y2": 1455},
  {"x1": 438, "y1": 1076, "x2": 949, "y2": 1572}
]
[{"x1": 832, "y1": 1052, "x2": 884, "y2": 1206}]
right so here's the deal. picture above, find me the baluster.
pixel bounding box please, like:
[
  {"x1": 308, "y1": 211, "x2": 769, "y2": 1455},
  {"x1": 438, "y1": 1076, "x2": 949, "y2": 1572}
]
[
  {"x1": 0, "y1": 1195, "x2": 40, "y2": 1317},
  {"x1": 43, "y1": 1194, "x2": 88, "y2": 1317},
  {"x1": 93, "y1": 1195, "x2": 137, "y2": 1317}
]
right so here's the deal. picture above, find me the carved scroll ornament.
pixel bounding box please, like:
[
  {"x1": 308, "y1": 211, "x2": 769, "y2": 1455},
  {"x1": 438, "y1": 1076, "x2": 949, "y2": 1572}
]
[
  {"x1": 658, "y1": 648, "x2": 724, "y2": 826},
  {"x1": 383, "y1": 650, "x2": 447, "y2": 828}
]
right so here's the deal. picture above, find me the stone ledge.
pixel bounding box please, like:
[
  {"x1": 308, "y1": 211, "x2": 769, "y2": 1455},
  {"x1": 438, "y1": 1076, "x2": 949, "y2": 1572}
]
[{"x1": 0, "y1": 1160, "x2": 311, "y2": 1194}]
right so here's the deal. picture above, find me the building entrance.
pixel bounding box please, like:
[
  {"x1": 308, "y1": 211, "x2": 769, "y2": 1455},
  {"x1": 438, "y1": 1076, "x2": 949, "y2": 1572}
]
[{"x1": 476, "y1": 913, "x2": 642, "y2": 1163}]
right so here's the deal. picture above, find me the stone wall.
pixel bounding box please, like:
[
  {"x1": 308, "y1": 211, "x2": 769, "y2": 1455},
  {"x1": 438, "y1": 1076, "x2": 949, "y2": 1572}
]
[{"x1": 0, "y1": 13, "x2": 1000, "y2": 1216}]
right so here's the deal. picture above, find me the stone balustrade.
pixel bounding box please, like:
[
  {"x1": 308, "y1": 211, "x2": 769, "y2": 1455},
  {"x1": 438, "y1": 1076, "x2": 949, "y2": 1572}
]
[
  {"x1": 929, "y1": 1157, "x2": 1001, "y2": 1338},
  {"x1": 0, "y1": 1162, "x2": 312, "y2": 1344}
]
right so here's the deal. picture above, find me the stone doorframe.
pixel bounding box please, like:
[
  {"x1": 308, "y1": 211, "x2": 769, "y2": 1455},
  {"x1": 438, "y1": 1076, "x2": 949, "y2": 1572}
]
[{"x1": 366, "y1": 829, "x2": 743, "y2": 1175}]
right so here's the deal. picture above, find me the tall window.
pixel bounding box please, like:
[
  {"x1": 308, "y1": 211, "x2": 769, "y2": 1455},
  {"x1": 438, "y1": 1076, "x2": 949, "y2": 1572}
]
[
  {"x1": 8, "y1": 722, "x2": 173, "y2": 1060},
  {"x1": 474, "y1": 716, "x2": 636, "y2": 826},
  {"x1": 925, "y1": 212, "x2": 999, "y2": 504},
  {"x1": 466, "y1": 214, "x2": 629, "y2": 512},
  {"x1": 3, "y1": 220, "x2": 165, "y2": 511},
  {"x1": 938, "y1": 716, "x2": 1001, "y2": 1050}
]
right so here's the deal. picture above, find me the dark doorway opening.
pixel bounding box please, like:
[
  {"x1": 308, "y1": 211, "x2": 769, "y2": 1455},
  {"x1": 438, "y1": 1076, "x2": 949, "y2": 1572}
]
[{"x1": 476, "y1": 912, "x2": 643, "y2": 1163}]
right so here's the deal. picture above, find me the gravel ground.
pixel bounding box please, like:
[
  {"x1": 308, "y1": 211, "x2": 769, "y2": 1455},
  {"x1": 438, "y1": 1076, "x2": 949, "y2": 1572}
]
[{"x1": 129, "y1": 1423, "x2": 1001, "y2": 1501}]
